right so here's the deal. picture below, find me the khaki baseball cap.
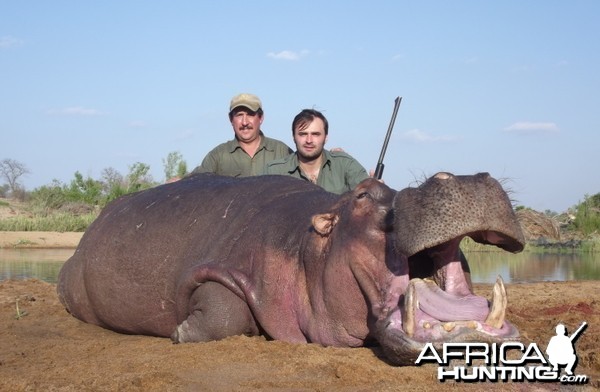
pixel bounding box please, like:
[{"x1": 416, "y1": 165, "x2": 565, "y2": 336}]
[{"x1": 229, "y1": 93, "x2": 262, "y2": 112}]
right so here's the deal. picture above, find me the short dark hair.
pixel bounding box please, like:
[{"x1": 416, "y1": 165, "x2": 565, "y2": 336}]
[
  {"x1": 292, "y1": 109, "x2": 328, "y2": 136},
  {"x1": 228, "y1": 107, "x2": 264, "y2": 121}
]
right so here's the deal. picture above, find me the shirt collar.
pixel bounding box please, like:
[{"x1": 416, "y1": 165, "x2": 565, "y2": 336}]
[
  {"x1": 289, "y1": 150, "x2": 332, "y2": 174},
  {"x1": 228, "y1": 131, "x2": 266, "y2": 153}
]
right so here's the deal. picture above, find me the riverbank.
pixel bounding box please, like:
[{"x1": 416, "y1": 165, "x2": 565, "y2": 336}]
[
  {"x1": 0, "y1": 231, "x2": 83, "y2": 249},
  {"x1": 3, "y1": 231, "x2": 598, "y2": 254}
]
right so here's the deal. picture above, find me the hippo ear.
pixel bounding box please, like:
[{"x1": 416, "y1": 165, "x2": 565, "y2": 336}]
[{"x1": 312, "y1": 213, "x2": 339, "y2": 236}]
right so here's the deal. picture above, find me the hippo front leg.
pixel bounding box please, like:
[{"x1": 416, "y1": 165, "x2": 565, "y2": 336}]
[
  {"x1": 171, "y1": 281, "x2": 260, "y2": 343},
  {"x1": 171, "y1": 263, "x2": 261, "y2": 343}
]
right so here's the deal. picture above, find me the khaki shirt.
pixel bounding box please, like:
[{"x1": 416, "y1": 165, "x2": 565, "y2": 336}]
[
  {"x1": 192, "y1": 132, "x2": 292, "y2": 177},
  {"x1": 263, "y1": 150, "x2": 370, "y2": 194}
]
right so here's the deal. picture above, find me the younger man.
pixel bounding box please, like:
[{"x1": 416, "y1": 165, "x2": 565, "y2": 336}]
[{"x1": 263, "y1": 109, "x2": 369, "y2": 194}]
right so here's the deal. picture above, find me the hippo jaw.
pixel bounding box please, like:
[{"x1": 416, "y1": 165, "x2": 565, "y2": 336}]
[
  {"x1": 379, "y1": 237, "x2": 521, "y2": 366},
  {"x1": 379, "y1": 172, "x2": 525, "y2": 366}
]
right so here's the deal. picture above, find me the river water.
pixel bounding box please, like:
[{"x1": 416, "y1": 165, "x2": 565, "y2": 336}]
[{"x1": 0, "y1": 248, "x2": 599, "y2": 284}]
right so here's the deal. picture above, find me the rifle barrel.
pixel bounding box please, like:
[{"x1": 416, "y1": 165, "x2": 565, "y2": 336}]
[
  {"x1": 374, "y1": 96, "x2": 402, "y2": 180},
  {"x1": 570, "y1": 321, "x2": 587, "y2": 341}
]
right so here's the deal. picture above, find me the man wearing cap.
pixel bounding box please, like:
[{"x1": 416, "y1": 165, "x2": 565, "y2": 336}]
[
  {"x1": 262, "y1": 108, "x2": 369, "y2": 195},
  {"x1": 191, "y1": 93, "x2": 292, "y2": 177}
]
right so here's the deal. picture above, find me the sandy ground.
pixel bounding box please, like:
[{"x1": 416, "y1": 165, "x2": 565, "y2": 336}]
[
  {"x1": 0, "y1": 231, "x2": 83, "y2": 249},
  {"x1": 0, "y1": 232, "x2": 598, "y2": 391}
]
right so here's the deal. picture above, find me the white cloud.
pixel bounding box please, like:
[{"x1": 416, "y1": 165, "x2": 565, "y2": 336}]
[
  {"x1": 400, "y1": 129, "x2": 458, "y2": 143},
  {"x1": 503, "y1": 122, "x2": 559, "y2": 134},
  {"x1": 0, "y1": 36, "x2": 24, "y2": 48},
  {"x1": 46, "y1": 106, "x2": 105, "y2": 116},
  {"x1": 267, "y1": 49, "x2": 309, "y2": 61}
]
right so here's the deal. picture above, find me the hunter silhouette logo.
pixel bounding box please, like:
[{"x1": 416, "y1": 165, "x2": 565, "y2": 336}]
[{"x1": 546, "y1": 322, "x2": 587, "y2": 376}]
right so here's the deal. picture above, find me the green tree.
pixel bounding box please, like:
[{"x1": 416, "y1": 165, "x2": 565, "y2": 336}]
[
  {"x1": 127, "y1": 162, "x2": 154, "y2": 192},
  {"x1": 101, "y1": 167, "x2": 126, "y2": 204},
  {"x1": 574, "y1": 193, "x2": 600, "y2": 235},
  {"x1": 176, "y1": 160, "x2": 188, "y2": 179},
  {"x1": 65, "y1": 172, "x2": 103, "y2": 205},
  {"x1": 163, "y1": 151, "x2": 188, "y2": 181}
]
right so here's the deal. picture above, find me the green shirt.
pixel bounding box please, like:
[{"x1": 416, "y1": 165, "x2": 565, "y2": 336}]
[
  {"x1": 263, "y1": 150, "x2": 370, "y2": 194},
  {"x1": 192, "y1": 132, "x2": 292, "y2": 177}
]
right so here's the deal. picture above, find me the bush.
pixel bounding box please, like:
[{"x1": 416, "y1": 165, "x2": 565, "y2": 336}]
[
  {"x1": 29, "y1": 180, "x2": 67, "y2": 210},
  {"x1": 65, "y1": 172, "x2": 103, "y2": 205},
  {"x1": 574, "y1": 193, "x2": 600, "y2": 235}
]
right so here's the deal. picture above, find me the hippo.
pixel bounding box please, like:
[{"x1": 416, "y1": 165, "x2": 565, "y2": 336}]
[{"x1": 57, "y1": 172, "x2": 525, "y2": 365}]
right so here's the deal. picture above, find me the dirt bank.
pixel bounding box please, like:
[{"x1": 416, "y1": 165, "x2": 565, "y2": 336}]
[{"x1": 0, "y1": 279, "x2": 598, "y2": 391}]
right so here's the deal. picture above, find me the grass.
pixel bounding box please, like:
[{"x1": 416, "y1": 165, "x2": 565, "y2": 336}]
[
  {"x1": 14, "y1": 299, "x2": 28, "y2": 320},
  {"x1": 461, "y1": 236, "x2": 600, "y2": 253},
  {"x1": 13, "y1": 239, "x2": 37, "y2": 246},
  {"x1": 0, "y1": 212, "x2": 97, "y2": 232}
]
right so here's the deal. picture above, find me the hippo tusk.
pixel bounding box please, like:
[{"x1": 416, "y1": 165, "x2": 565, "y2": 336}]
[
  {"x1": 484, "y1": 276, "x2": 508, "y2": 329},
  {"x1": 400, "y1": 277, "x2": 510, "y2": 338},
  {"x1": 402, "y1": 281, "x2": 417, "y2": 337}
]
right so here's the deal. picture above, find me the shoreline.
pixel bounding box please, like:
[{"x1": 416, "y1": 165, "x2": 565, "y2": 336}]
[{"x1": 0, "y1": 231, "x2": 83, "y2": 249}]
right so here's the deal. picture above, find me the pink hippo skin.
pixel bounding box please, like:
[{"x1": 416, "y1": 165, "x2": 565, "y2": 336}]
[{"x1": 57, "y1": 172, "x2": 525, "y2": 366}]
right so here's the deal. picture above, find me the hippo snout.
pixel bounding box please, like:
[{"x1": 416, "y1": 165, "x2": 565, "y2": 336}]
[{"x1": 393, "y1": 172, "x2": 525, "y2": 256}]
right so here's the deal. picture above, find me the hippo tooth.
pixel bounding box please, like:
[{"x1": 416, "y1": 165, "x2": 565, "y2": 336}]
[
  {"x1": 402, "y1": 281, "x2": 417, "y2": 337},
  {"x1": 442, "y1": 322, "x2": 456, "y2": 332},
  {"x1": 484, "y1": 276, "x2": 507, "y2": 329}
]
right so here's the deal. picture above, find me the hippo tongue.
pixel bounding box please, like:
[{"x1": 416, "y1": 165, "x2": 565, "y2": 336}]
[
  {"x1": 412, "y1": 279, "x2": 488, "y2": 320},
  {"x1": 402, "y1": 277, "x2": 508, "y2": 337}
]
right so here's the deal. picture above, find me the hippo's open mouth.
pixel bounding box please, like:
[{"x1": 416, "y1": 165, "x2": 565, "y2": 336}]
[
  {"x1": 380, "y1": 230, "x2": 524, "y2": 365},
  {"x1": 401, "y1": 275, "x2": 514, "y2": 341},
  {"x1": 401, "y1": 235, "x2": 518, "y2": 343}
]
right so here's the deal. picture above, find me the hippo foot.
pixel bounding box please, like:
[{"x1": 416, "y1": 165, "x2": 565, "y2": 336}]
[
  {"x1": 170, "y1": 315, "x2": 209, "y2": 343},
  {"x1": 379, "y1": 276, "x2": 519, "y2": 366}
]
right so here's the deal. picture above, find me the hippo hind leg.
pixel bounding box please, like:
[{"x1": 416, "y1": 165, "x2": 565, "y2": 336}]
[{"x1": 171, "y1": 281, "x2": 259, "y2": 343}]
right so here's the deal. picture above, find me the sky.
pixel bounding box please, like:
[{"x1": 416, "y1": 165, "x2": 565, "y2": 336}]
[{"x1": 1, "y1": 1, "x2": 599, "y2": 213}]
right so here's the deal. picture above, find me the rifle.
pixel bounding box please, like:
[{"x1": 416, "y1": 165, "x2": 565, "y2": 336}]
[
  {"x1": 374, "y1": 96, "x2": 402, "y2": 180},
  {"x1": 569, "y1": 321, "x2": 587, "y2": 342}
]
